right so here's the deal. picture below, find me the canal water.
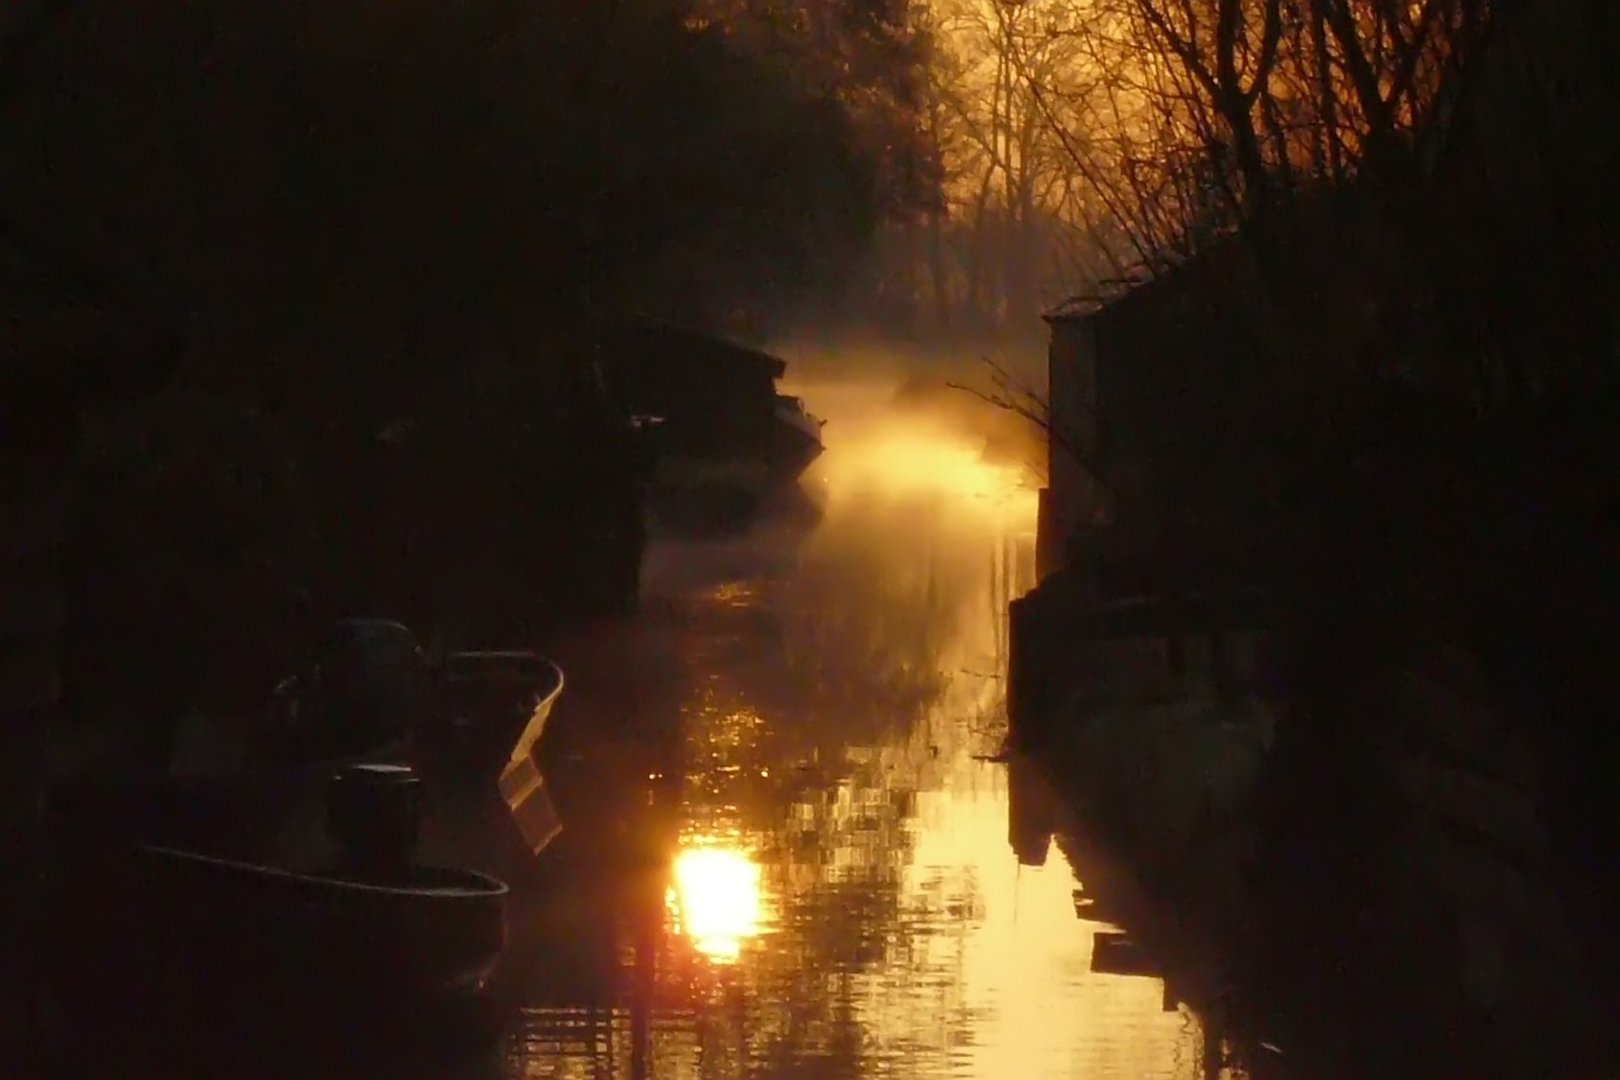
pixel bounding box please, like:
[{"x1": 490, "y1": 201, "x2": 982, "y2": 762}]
[{"x1": 506, "y1": 382, "x2": 1239, "y2": 1079}]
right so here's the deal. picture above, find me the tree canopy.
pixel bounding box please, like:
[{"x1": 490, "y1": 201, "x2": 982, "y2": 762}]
[{"x1": 0, "y1": 0, "x2": 939, "y2": 388}]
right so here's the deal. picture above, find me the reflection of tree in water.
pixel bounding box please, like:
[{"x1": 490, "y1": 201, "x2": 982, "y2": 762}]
[{"x1": 772, "y1": 492, "x2": 1007, "y2": 729}]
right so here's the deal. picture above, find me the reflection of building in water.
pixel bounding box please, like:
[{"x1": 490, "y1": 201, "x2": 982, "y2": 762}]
[{"x1": 1007, "y1": 754, "x2": 1056, "y2": 868}]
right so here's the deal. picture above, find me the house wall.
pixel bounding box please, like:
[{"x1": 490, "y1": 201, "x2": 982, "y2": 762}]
[
  {"x1": 1046, "y1": 256, "x2": 1247, "y2": 597},
  {"x1": 1041, "y1": 314, "x2": 1098, "y2": 578},
  {"x1": 1041, "y1": 200, "x2": 1414, "y2": 601}
]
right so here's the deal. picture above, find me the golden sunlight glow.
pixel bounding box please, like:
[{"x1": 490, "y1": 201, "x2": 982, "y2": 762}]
[
  {"x1": 815, "y1": 415, "x2": 1039, "y2": 517},
  {"x1": 669, "y1": 846, "x2": 764, "y2": 963}
]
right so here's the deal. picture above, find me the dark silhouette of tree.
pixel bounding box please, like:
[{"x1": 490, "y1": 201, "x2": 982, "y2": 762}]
[
  {"x1": 1, "y1": 0, "x2": 935, "y2": 383},
  {"x1": 0, "y1": 0, "x2": 950, "y2": 730}
]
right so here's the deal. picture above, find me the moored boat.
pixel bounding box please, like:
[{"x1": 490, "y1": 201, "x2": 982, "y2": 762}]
[
  {"x1": 430, "y1": 648, "x2": 565, "y2": 786},
  {"x1": 270, "y1": 621, "x2": 567, "y2": 861},
  {"x1": 49, "y1": 762, "x2": 508, "y2": 1057},
  {"x1": 591, "y1": 316, "x2": 826, "y2": 535},
  {"x1": 426, "y1": 647, "x2": 566, "y2": 855},
  {"x1": 44, "y1": 620, "x2": 568, "y2": 1057},
  {"x1": 769, "y1": 393, "x2": 825, "y2": 481}
]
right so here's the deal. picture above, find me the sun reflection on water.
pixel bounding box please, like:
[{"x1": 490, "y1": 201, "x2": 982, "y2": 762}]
[{"x1": 668, "y1": 846, "x2": 764, "y2": 963}]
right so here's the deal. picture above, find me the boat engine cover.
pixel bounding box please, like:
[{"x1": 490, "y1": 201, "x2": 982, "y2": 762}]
[{"x1": 325, "y1": 763, "x2": 423, "y2": 873}]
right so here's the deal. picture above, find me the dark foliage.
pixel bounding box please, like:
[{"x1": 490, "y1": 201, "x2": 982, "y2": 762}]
[
  {"x1": 2, "y1": 0, "x2": 927, "y2": 362},
  {"x1": 2, "y1": 1, "x2": 935, "y2": 733}
]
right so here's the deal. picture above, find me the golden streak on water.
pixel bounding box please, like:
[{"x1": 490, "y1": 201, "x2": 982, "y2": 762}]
[{"x1": 668, "y1": 846, "x2": 764, "y2": 964}]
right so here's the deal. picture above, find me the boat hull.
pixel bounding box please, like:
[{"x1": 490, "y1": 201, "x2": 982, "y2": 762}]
[
  {"x1": 428, "y1": 651, "x2": 563, "y2": 786},
  {"x1": 52, "y1": 842, "x2": 508, "y2": 1047},
  {"x1": 649, "y1": 411, "x2": 823, "y2": 495},
  {"x1": 494, "y1": 657, "x2": 566, "y2": 855},
  {"x1": 412, "y1": 651, "x2": 565, "y2": 865},
  {"x1": 767, "y1": 396, "x2": 825, "y2": 482}
]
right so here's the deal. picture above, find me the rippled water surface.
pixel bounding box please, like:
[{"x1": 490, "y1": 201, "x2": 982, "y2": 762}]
[{"x1": 508, "y1": 383, "x2": 1233, "y2": 1080}]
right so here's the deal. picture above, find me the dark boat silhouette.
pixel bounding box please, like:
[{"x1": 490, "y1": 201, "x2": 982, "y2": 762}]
[
  {"x1": 45, "y1": 621, "x2": 565, "y2": 1055},
  {"x1": 591, "y1": 316, "x2": 826, "y2": 537},
  {"x1": 261, "y1": 621, "x2": 566, "y2": 859},
  {"x1": 429, "y1": 647, "x2": 566, "y2": 856},
  {"x1": 769, "y1": 392, "x2": 826, "y2": 481}
]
